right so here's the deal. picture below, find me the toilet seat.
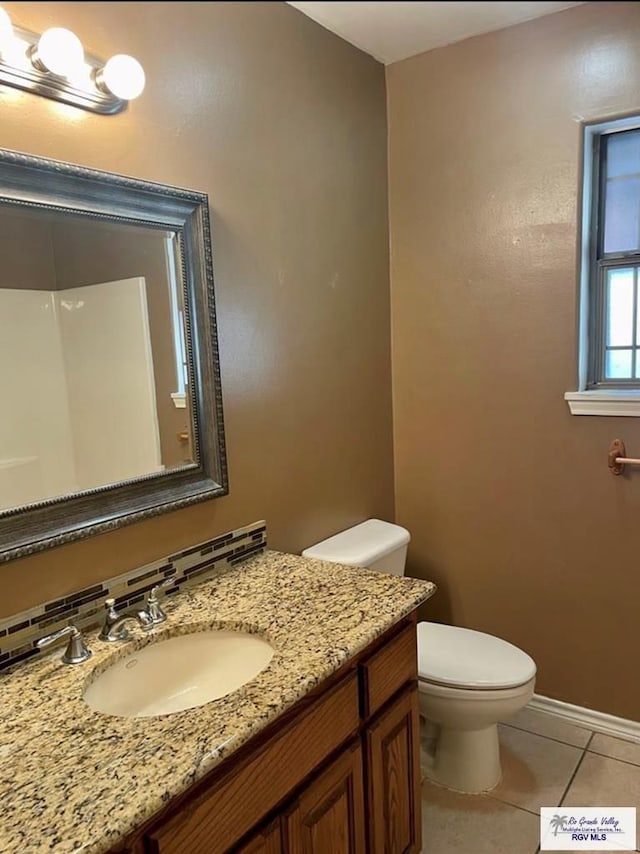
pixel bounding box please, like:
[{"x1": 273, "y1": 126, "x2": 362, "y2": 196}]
[{"x1": 417, "y1": 621, "x2": 536, "y2": 690}]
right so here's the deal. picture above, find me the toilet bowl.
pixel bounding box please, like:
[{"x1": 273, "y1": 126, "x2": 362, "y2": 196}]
[
  {"x1": 302, "y1": 519, "x2": 537, "y2": 794},
  {"x1": 417, "y1": 621, "x2": 536, "y2": 792}
]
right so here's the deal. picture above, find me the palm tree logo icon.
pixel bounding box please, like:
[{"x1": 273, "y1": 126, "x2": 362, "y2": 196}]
[{"x1": 550, "y1": 815, "x2": 568, "y2": 836}]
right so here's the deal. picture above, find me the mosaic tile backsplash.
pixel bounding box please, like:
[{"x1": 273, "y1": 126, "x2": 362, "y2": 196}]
[{"x1": 0, "y1": 520, "x2": 266, "y2": 672}]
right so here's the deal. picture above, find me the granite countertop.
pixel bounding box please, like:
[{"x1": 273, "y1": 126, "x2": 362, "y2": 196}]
[{"x1": 0, "y1": 550, "x2": 436, "y2": 854}]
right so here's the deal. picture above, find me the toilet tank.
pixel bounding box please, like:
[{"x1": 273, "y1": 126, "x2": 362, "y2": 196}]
[{"x1": 301, "y1": 519, "x2": 410, "y2": 576}]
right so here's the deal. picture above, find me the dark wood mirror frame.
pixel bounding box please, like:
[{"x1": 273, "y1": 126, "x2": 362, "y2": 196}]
[{"x1": 0, "y1": 149, "x2": 228, "y2": 563}]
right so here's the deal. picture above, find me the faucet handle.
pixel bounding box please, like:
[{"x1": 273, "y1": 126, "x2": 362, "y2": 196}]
[
  {"x1": 145, "y1": 577, "x2": 176, "y2": 624},
  {"x1": 149, "y1": 577, "x2": 176, "y2": 600},
  {"x1": 36, "y1": 624, "x2": 92, "y2": 665}
]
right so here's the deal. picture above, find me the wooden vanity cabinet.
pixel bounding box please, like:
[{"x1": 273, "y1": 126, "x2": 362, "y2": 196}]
[{"x1": 116, "y1": 614, "x2": 421, "y2": 854}]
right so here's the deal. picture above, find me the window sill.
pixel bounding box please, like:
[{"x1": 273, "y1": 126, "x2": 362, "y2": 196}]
[{"x1": 565, "y1": 390, "x2": 640, "y2": 416}]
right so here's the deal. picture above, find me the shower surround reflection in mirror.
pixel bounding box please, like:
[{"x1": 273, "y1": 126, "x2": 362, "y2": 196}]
[{"x1": 0, "y1": 206, "x2": 192, "y2": 512}]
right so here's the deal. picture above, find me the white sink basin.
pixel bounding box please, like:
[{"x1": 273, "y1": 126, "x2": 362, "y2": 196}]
[{"x1": 83, "y1": 630, "x2": 274, "y2": 718}]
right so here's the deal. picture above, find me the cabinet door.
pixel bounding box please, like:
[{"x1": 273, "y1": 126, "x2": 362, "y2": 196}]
[
  {"x1": 365, "y1": 686, "x2": 422, "y2": 854},
  {"x1": 235, "y1": 820, "x2": 282, "y2": 854},
  {"x1": 285, "y1": 741, "x2": 366, "y2": 854}
]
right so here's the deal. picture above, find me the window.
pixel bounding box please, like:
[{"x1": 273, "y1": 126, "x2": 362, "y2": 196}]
[
  {"x1": 565, "y1": 116, "x2": 640, "y2": 416},
  {"x1": 589, "y1": 125, "x2": 640, "y2": 385}
]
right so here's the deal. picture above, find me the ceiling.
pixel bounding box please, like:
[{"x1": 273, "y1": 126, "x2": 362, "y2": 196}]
[{"x1": 287, "y1": 1, "x2": 586, "y2": 64}]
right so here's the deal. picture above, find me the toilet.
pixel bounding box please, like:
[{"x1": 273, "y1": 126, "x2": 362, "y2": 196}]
[{"x1": 302, "y1": 519, "x2": 536, "y2": 794}]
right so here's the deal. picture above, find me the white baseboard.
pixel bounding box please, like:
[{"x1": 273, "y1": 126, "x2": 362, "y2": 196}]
[{"x1": 527, "y1": 694, "x2": 640, "y2": 743}]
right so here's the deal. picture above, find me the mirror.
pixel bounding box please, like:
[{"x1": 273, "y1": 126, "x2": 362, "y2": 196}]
[{"x1": 0, "y1": 150, "x2": 227, "y2": 562}]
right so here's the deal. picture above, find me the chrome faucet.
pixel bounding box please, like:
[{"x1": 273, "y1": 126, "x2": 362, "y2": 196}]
[
  {"x1": 99, "y1": 598, "x2": 153, "y2": 642},
  {"x1": 36, "y1": 624, "x2": 92, "y2": 664}
]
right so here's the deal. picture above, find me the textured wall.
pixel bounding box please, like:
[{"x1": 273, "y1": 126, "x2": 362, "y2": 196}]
[
  {"x1": 388, "y1": 1, "x2": 640, "y2": 718},
  {"x1": 0, "y1": 1, "x2": 393, "y2": 615}
]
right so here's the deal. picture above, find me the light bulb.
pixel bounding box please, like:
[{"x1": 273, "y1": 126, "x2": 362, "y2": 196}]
[
  {"x1": 99, "y1": 54, "x2": 145, "y2": 100},
  {"x1": 0, "y1": 5, "x2": 13, "y2": 52},
  {"x1": 34, "y1": 27, "x2": 84, "y2": 77}
]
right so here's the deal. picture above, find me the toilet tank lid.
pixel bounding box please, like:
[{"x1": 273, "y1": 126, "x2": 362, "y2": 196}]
[{"x1": 301, "y1": 519, "x2": 410, "y2": 567}]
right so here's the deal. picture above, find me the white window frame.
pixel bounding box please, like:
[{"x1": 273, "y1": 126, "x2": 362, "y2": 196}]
[
  {"x1": 165, "y1": 235, "x2": 188, "y2": 410},
  {"x1": 566, "y1": 113, "x2": 640, "y2": 416}
]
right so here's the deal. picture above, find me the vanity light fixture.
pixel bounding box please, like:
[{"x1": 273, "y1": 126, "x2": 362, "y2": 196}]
[{"x1": 0, "y1": 6, "x2": 144, "y2": 114}]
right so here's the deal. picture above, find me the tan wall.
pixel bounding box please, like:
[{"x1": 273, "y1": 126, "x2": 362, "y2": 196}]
[
  {"x1": 0, "y1": 209, "x2": 56, "y2": 290},
  {"x1": 388, "y1": 1, "x2": 640, "y2": 719},
  {"x1": 0, "y1": 2, "x2": 393, "y2": 615}
]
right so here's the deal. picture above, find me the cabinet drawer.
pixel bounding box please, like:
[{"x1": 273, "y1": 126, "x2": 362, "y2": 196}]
[
  {"x1": 360, "y1": 623, "x2": 417, "y2": 718},
  {"x1": 146, "y1": 672, "x2": 359, "y2": 854}
]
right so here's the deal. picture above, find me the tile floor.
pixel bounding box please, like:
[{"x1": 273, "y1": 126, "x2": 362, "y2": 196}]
[{"x1": 421, "y1": 708, "x2": 640, "y2": 854}]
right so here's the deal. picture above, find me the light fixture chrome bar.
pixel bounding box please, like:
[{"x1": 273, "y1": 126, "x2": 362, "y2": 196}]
[{"x1": 0, "y1": 24, "x2": 126, "y2": 115}]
